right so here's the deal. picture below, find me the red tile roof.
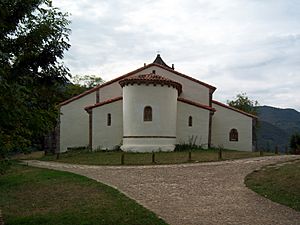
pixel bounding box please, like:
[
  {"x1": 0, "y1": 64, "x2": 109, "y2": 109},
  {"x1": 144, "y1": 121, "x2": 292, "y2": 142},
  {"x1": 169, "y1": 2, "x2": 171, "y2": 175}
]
[
  {"x1": 178, "y1": 98, "x2": 216, "y2": 112},
  {"x1": 212, "y1": 100, "x2": 258, "y2": 118},
  {"x1": 84, "y1": 96, "x2": 123, "y2": 111},
  {"x1": 59, "y1": 62, "x2": 216, "y2": 107},
  {"x1": 119, "y1": 73, "x2": 182, "y2": 94}
]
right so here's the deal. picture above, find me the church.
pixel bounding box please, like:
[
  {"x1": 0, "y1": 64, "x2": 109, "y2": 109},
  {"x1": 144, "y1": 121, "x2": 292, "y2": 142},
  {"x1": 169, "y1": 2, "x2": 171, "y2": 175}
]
[{"x1": 58, "y1": 55, "x2": 256, "y2": 152}]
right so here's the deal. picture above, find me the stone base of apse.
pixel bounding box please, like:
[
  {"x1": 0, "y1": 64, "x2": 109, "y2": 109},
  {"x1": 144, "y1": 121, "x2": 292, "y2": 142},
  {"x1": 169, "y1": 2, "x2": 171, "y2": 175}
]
[{"x1": 121, "y1": 137, "x2": 176, "y2": 152}]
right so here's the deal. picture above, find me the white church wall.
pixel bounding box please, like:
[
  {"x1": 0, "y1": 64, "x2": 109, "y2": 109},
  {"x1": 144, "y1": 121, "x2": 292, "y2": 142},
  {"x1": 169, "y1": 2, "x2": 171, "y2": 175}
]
[
  {"x1": 122, "y1": 84, "x2": 178, "y2": 152},
  {"x1": 176, "y1": 102, "x2": 210, "y2": 148},
  {"x1": 99, "y1": 82, "x2": 123, "y2": 102},
  {"x1": 92, "y1": 100, "x2": 123, "y2": 150},
  {"x1": 60, "y1": 92, "x2": 96, "y2": 152},
  {"x1": 211, "y1": 103, "x2": 253, "y2": 151},
  {"x1": 142, "y1": 65, "x2": 211, "y2": 105},
  {"x1": 97, "y1": 65, "x2": 211, "y2": 106}
]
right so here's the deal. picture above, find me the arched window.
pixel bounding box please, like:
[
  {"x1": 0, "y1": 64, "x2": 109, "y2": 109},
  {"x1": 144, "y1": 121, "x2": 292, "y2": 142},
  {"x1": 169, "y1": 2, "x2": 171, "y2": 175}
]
[
  {"x1": 188, "y1": 116, "x2": 193, "y2": 127},
  {"x1": 229, "y1": 128, "x2": 238, "y2": 141},
  {"x1": 107, "y1": 113, "x2": 111, "y2": 126},
  {"x1": 144, "y1": 106, "x2": 152, "y2": 121}
]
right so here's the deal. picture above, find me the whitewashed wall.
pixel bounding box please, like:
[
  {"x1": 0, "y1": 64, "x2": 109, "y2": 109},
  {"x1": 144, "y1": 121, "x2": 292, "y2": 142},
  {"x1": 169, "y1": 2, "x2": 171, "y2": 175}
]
[
  {"x1": 122, "y1": 84, "x2": 178, "y2": 152},
  {"x1": 211, "y1": 103, "x2": 253, "y2": 151},
  {"x1": 60, "y1": 92, "x2": 96, "y2": 152},
  {"x1": 142, "y1": 65, "x2": 211, "y2": 105},
  {"x1": 99, "y1": 82, "x2": 123, "y2": 102},
  {"x1": 98, "y1": 65, "x2": 212, "y2": 105},
  {"x1": 92, "y1": 100, "x2": 123, "y2": 150},
  {"x1": 176, "y1": 102, "x2": 210, "y2": 148}
]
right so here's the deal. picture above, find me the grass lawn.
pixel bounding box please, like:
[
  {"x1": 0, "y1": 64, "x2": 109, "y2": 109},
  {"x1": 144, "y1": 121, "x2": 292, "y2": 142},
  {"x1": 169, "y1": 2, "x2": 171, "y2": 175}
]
[
  {"x1": 38, "y1": 149, "x2": 276, "y2": 166},
  {"x1": 0, "y1": 163, "x2": 168, "y2": 225},
  {"x1": 245, "y1": 159, "x2": 300, "y2": 211}
]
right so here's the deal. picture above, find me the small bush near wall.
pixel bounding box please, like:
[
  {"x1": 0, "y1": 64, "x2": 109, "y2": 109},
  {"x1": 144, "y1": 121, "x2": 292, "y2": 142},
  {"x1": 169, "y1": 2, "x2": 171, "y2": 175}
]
[{"x1": 175, "y1": 143, "x2": 204, "y2": 151}]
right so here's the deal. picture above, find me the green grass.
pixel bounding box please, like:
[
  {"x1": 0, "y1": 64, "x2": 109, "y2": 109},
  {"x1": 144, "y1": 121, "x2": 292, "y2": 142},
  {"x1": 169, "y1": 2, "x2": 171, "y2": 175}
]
[
  {"x1": 38, "y1": 149, "x2": 276, "y2": 166},
  {"x1": 0, "y1": 162, "x2": 168, "y2": 225},
  {"x1": 245, "y1": 159, "x2": 300, "y2": 211}
]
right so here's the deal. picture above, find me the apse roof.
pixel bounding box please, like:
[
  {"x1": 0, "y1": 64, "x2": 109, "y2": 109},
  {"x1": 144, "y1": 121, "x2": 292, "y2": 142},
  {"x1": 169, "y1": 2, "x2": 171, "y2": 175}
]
[{"x1": 119, "y1": 73, "x2": 182, "y2": 94}]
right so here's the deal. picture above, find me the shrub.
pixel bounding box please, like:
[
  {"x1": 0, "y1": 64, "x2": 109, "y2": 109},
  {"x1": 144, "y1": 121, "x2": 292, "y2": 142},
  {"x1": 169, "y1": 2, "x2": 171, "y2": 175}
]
[{"x1": 290, "y1": 133, "x2": 300, "y2": 154}]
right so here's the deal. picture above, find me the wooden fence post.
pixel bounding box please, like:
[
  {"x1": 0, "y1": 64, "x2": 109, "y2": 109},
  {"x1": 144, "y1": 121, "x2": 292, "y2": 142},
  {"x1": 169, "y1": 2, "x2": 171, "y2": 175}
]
[
  {"x1": 152, "y1": 152, "x2": 155, "y2": 164},
  {"x1": 260, "y1": 150, "x2": 263, "y2": 156},
  {"x1": 218, "y1": 148, "x2": 223, "y2": 160},
  {"x1": 275, "y1": 145, "x2": 279, "y2": 155},
  {"x1": 56, "y1": 153, "x2": 60, "y2": 160},
  {"x1": 188, "y1": 151, "x2": 192, "y2": 162},
  {"x1": 285, "y1": 146, "x2": 289, "y2": 155},
  {"x1": 121, "y1": 152, "x2": 125, "y2": 165}
]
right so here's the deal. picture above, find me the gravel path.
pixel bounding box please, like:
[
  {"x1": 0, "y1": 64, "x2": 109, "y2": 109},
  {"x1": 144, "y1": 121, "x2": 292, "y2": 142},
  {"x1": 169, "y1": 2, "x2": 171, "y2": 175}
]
[{"x1": 25, "y1": 155, "x2": 300, "y2": 225}]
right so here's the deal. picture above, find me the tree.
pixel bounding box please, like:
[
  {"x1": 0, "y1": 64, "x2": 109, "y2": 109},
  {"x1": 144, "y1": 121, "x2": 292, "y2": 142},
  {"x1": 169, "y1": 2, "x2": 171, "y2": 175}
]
[
  {"x1": 227, "y1": 93, "x2": 259, "y2": 151},
  {"x1": 290, "y1": 133, "x2": 300, "y2": 154},
  {"x1": 227, "y1": 93, "x2": 259, "y2": 115},
  {"x1": 72, "y1": 74, "x2": 104, "y2": 89},
  {"x1": 0, "y1": 0, "x2": 71, "y2": 159}
]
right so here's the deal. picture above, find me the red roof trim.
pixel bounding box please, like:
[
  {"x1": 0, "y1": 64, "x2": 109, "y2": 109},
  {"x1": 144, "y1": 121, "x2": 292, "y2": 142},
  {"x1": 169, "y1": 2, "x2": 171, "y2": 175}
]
[
  {"x1": 84, "y1": 97, "x2": 123, "y2": 111},
  {"x1": 152, "y1": 63, "x2": 216, "y2": 91},
  {"x1": 178, "y1": 98, "x2": 216, "y2": 112},
  {"x1": 119, "y1": 73, "x2": 182, "y2": 94},
  {"x1": 212, "y1": 100, "x2": 258, "y2": 118},
  {"x1": 59, "y1": 64, "x2": 150, "y2": 106},
  {"x1": 60, "y1": 62, "x2": 216, "y2": 106}
]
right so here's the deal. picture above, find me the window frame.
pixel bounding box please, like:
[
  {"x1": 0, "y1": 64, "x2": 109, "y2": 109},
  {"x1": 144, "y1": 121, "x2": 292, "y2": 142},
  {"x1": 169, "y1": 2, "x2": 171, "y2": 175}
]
[
  {"x1": 143, "y1": 106, "x2": 152, "y2": 122},
  {"x1": 107, "y1": 113, "x2": 111, "y2": 126},
  {"x1": 229, "y1": 128, "x2": 238, "y2": 142},
  {"x1": 188, "y1": 116, "x2": 193, "y2": 127}
]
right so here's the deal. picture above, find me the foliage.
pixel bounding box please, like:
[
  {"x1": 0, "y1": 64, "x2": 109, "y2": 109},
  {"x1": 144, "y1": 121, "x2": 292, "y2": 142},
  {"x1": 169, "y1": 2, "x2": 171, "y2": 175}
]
[
  {"x1": 227, "y1": 93, "x2": 259, "y2": 115},
  {"x1": 72, "y1": 74, "x2": 104, "y2": 88},
  {"x1": 290, "y1": 133, "x2": 300, "y2": 154},
  {"x1": 0, "y1": 158, "x2": 11, "y2": 175},
  {"x1": 0, "y1": 163, "x2": 167, "y2": 225},
  {"x1": 0, "y1": 0, "x2": 71, "y2": 157},
  {"x1": 245, "y1": 160, "x2": 300, "y2": 211}
]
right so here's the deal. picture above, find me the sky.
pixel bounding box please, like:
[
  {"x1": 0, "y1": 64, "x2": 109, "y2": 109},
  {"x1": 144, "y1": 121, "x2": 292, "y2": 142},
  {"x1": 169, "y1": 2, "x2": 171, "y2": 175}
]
[{"x1": 52, "y1": 0, "x2": 300, "y2": 111}]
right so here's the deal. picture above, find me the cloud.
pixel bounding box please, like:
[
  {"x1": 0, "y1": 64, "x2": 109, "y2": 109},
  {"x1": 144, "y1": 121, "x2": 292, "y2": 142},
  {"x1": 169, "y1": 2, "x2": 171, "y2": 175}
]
[{"x1": 53, "y1": 0, "x2": 300, "y2": 111}]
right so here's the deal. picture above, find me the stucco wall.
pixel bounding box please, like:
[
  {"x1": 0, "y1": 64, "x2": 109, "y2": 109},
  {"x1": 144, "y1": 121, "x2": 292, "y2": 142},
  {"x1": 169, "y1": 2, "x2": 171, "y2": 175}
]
[
  {"x1": 176, "y1": 101, "x2": 210, "y2": 148},
  {"x1": 60, "y1": 92, "x2": 96, "y2": 152},
  {"x1": 92, "y1": 100, "x2": 123, "y2": 150},
  {"x1": 211, "y1": 103, "x2": 253, "y2": 151},
  {"x1": 141, "y1": 65, "x2": 211, "y2": 105},
  {"x1": 99, "y1": 82, "x2": 123, "y2": 102},
  {"x1": 122, "y1": 84, "x2": 178, "y2": 152},
  {"x1": 97, "y1": 65, "x2": 211, "y2": 105}
]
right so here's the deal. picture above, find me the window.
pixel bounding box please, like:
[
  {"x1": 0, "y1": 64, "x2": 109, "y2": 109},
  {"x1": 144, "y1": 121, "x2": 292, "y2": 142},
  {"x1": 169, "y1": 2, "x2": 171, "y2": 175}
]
[
  {"x1": 107, "y1": 113, "x2": 111, "y2": 126},
  {"x1": 144, "y1": 106, "x2": 152, "y2": 121},
  {"x1": 188, "y1": 116, "x2": 193, "y2": 127},
  {"x1": 229, "y1": 129, "x2": 238, "y2": 141}
]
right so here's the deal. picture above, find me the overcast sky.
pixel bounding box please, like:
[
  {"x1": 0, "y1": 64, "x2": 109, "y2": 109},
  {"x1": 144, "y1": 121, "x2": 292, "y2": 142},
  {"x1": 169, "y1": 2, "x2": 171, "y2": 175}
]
[{"x1": 53, "y1": 0, "x2": 300, "y2": 111}]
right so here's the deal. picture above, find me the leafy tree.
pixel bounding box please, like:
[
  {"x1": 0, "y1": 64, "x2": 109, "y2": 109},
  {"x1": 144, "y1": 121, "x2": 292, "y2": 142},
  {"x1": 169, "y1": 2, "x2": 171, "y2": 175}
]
[
  {"x1": 290, "y1": 133, "x2": 300, "y2": 154},
  {"x1": 72, "y1": 74, "x2": 104, "y2": 89},
  {"x1": 227, "y1": 93, "x2": 259, "y2": 115},
  {"x1": 0, "y1": 0, "x2": 71, "y2": 159},
  {"x1": 227, "y1": 93, "x2": 259, "y2": 151}
]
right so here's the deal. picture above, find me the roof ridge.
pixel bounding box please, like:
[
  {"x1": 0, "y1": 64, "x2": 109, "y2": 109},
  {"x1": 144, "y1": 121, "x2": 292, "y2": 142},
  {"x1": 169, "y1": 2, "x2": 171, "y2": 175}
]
[
  {"x1": 212, "y1": 100, "x2": 258, "y2": 118},
  {"x1": 59, "y1": 62, "x2": 216, "y2": 107}
]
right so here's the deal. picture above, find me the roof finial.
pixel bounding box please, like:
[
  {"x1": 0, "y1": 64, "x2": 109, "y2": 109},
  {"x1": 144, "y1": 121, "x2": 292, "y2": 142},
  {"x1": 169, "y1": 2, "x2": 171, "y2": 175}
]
[{"x1": 156, "y1": 50, "x2": 161, "y2": 56}]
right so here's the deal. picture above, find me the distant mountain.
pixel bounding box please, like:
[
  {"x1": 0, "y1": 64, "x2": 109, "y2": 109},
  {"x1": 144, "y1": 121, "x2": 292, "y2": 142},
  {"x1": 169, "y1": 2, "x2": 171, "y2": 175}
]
[{"x1": 256, "y1": 106, "x2": 300, "y2": 152}]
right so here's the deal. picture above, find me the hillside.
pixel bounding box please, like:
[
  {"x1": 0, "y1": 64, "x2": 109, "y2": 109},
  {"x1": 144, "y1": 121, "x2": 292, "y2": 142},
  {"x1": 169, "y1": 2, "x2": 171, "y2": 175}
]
[{"x1": 256, "y1": 106, "x2": 300, "y2": 152}]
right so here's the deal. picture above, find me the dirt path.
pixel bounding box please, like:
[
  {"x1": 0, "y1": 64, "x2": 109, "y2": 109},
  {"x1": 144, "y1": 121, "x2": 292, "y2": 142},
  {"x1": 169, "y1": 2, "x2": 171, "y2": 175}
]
[{"x1": 25, "y1": 155, "x2": 300, "y2": 225}]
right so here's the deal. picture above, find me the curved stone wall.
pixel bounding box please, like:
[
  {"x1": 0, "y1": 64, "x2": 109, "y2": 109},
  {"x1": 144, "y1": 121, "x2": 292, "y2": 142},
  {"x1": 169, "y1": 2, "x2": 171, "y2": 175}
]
[{"x1": 121, "y1": 84, "x2": 178, "y2": 152}]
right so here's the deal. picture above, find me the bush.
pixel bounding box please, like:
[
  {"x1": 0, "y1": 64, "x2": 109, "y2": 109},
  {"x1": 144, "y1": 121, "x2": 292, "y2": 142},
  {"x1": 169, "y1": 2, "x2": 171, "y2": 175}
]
[
  {"x1": 290, "y1": 133, "x2": 300, "y2": 154},
  {"x1": 0, "y1": 159, "x2": 11, "y2": 175}
]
